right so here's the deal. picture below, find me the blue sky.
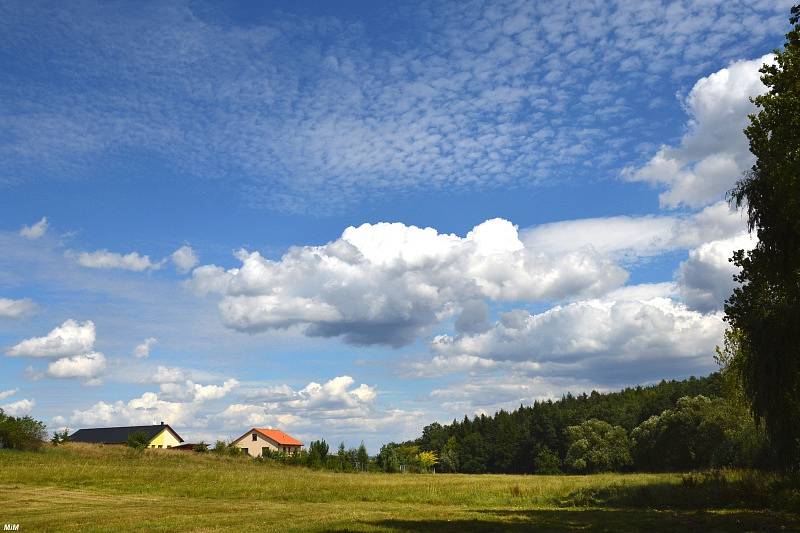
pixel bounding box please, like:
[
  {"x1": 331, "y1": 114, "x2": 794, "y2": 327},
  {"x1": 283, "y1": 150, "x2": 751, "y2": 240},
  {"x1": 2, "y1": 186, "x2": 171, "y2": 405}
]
[{"x1": 0, "y1": 0, "x2": 792, "y2": 450}]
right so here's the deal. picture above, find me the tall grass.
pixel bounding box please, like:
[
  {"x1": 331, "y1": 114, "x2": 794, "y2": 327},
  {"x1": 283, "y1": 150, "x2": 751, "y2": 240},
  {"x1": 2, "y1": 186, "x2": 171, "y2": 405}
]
[{"x1": 1, "y1": 444, "x2": 798, "y2": 532}]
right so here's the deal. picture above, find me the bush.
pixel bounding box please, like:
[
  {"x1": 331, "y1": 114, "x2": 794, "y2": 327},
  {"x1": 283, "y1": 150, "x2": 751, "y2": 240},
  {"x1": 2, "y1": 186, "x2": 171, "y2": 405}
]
[
  {"x1": 0, "y1": 409, "x2": 47, "y2": 451},
  {"x1": 51, "y1": 429, "x2": 70, "y2": 446},
  {"x1": 127, "y1": 431, "x2": 150, "y2": 450}
]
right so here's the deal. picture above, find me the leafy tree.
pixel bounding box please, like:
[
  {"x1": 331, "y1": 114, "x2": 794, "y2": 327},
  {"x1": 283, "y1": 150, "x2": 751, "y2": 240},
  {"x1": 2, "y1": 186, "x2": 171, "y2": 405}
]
[
  {"x1": 0, "y1": 409, "x2": 47, "y2": 451},
  {"x1": 356, "y1": 442, "x2": 369, "y2": 472},
  {"x1": 533, "y1": 446, "x2": 561, "y2": 475},
  {"x1": 438, "y1": 437, "x2": 459, "y2": 473},
  {"x1": 726, "y1": 4, "x2": 800, "y2": 470},
  {"x1": 377, "y1": 443, "x2": 400, "y2": 473},
  {"x1": 395, "y1": 444, "x2": 420, "y2": 472},
  {"x1": 419, "y1": 422, "x2": 448, "y2": 453},
  {"x1": 564, "y1": 419, "x2": 631, "y2": 473},
  {"x1": 195, "y1": 441, "x2": 209, "y2": 453},
  {"x1": 416, "y1": 450, "x2": 438, "y2": 473},
  {"x1": 337, "y1": 442, "x2": 348, "y2": 471},
  {"x1": 630, "y1": 395, "x2": 764, "y2": 471},
  {"x1": 127, "y1": 431, "x2": 150, "y2": 451}
]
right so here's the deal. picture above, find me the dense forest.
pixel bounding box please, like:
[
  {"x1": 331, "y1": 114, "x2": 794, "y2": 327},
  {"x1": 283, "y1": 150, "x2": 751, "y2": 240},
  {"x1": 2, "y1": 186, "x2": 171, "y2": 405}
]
[{"x1": 377, "y1": 372, "x2": 772, "y2": 474}]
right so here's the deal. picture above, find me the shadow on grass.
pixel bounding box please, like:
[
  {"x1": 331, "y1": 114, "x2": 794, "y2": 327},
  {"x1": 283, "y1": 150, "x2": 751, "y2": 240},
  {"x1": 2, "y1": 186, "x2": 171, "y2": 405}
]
[
  {"x1": 559, "y1": 470, "x2": 800, "y2": 511},
  {"x1": 367, "y1": 508, "x2": 799, "y2": 532}
]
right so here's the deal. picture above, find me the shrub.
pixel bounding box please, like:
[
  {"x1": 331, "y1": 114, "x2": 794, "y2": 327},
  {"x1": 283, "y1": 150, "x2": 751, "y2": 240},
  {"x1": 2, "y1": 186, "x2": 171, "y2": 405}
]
[
  {"x1": 50, "y1": 429, "x2": 70, "y2": 446},
  {"x1": 0, "y1": 409, "x2": 47, "y2": 451},
  {"x1": 127, "y1": 431, "x2": 150, "y2": 450}
]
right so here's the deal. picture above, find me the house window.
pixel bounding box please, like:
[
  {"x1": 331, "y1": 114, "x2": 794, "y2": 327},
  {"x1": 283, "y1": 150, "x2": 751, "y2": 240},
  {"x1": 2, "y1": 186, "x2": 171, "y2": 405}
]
[
  {"x1": 158, "y1": 445, "x2": 162, "y2": 448},
  {"x1": 243, "y1": 448, "x2": 249, "y2": 455},
  {"x1": 167, "y1": 445, "x2": 171, "y2": 448},
  {"x1": 262, "y1": 447, "x2": 267, "y2": 456},
  {"x1": 252, "y1": 433, "x2": 257, "y2": 441}
]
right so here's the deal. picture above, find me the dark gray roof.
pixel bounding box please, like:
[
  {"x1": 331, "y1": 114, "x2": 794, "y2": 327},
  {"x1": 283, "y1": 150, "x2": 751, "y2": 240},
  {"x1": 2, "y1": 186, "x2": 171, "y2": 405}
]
[{"x1": 69, "y1": 424, "x2": 183, "y2": 444}]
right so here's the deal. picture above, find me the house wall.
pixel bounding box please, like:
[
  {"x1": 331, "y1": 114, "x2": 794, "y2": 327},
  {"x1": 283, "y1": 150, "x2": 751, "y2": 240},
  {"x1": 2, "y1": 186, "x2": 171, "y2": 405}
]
[
  {"x1": 148, "y1": 428, "x2": 182, "y2": 449},
  {"x1": 233, "y1": 431, "x2": 300, "y2": 457}
]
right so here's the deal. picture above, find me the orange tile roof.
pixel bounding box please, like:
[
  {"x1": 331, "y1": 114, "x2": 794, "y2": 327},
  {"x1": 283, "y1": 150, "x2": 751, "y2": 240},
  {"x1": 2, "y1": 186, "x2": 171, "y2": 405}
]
[{"x1": 254, "y1": 428, "x2": 303, "y2": 446}]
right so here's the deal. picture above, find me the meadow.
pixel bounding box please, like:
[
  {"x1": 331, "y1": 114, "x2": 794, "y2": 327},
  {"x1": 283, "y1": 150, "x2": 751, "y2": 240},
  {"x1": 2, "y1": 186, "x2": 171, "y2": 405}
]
[{"x1": 1, "y1": 443, "x2": 798, "y2": 532}]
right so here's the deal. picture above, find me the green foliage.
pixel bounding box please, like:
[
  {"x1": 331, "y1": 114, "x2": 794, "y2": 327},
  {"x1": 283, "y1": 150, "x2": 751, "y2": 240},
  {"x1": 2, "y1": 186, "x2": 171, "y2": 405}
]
[
  {"x1": 438, "y1": 437, "x2": 459, "y2": 473},
  {"x1": 0, "y1": 409, "x2": 47, "y2": 451},
  {"x1": 726, "y1": 5, "x2": 800, "y2": 470},
  {"x1": 405, "y1": 374, "x2": 723, "y2": 474},
  {"x1": 194, "y1": 442, "x2": 209, "y2": 453},
  {"x1": 395, "y1": 444, "x2": 421, "y2": 472},
  {"x1": 211, "y1": 440, "x2": 241, "y2": 456},
  {"x1": 307, "y1": 439, "x2": 329, "y2": 469},
  {"x1": 631, "y1": 395, "x2": 768, "y2": 471},
  {"x1": 50, "y1": 428, "x2": 70, "y2": 446},
  {"x1": 533, "y1": 446, "x2": 561, "y2": 475},
  {"x1": 356, "y1": 442, "x2": 369, "y2": 472},
  {"x1": 377, "y1": 443, "x2": 400, "y2": 473},
  {"x1": 564, "y1": 419, "x2": 631, "y2": 474},
  {"x1": 126, "y1": 431, "x2": 150, "y2": 451}
]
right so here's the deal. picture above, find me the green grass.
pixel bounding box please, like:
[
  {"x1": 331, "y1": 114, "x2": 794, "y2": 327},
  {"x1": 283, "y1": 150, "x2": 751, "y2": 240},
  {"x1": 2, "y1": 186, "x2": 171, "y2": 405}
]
[{"x1": 0, "y1": 443, "x2": 798, "y2": 532}]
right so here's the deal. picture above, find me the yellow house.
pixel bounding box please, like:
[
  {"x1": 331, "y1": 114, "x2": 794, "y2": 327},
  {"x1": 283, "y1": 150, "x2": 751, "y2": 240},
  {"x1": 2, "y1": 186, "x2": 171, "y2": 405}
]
[{"x1": 69, "y1": 423, "x2": 184, "y2": 448}]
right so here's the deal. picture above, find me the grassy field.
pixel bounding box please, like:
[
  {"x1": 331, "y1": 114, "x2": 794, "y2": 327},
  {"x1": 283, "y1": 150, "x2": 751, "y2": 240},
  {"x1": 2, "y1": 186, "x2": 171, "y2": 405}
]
[{"x1": 1, "y1": 444, "x2": 798, "y2": 532}]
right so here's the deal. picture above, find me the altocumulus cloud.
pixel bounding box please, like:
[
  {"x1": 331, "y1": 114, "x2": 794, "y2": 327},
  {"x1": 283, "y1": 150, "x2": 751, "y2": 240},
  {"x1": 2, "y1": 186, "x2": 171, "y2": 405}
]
[
  {"x1": 0, "y1": 2, "x2": 788, "y2": 212},
  {"x1": 189, "y1": 218, "x2": 628, "y2": 347}
]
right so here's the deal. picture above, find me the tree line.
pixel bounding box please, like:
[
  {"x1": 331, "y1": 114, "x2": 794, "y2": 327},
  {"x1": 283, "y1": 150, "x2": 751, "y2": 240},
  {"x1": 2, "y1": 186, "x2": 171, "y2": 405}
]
[{"x1": 381, "y1": 373, "x2": 773, "y2": 474}]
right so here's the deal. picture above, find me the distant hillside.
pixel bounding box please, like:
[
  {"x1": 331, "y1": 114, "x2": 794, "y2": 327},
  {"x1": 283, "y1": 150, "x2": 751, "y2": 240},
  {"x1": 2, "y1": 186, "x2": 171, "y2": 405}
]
[{"x1": 409, "y1": 373, "x2": 724, "y2": 474}]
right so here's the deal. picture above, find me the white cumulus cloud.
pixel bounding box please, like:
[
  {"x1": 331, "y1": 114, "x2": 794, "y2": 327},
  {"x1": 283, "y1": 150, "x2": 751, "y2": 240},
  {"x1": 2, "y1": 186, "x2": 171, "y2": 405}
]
[
  {"x1": 2, "y1": 398, "x2": 35, "y2": 416},
  {"x1": 190, "y1": 218, "x2": 628, "y2": 346},
  {"x1": 677, "y1": 232, "x2": 757, "y2": 312},
  {"x1": 431, "y1": 290, "x2": 726, "y2": 382},
  {"x1": 46, "y1": 351, "x2": 107, "y2": 379},
  {"x1": 6, "y1": 319, "x2": 96, "y2": 358},
  {"x1": 624, "y1": 55, "x2": 773, "y2": 208}
]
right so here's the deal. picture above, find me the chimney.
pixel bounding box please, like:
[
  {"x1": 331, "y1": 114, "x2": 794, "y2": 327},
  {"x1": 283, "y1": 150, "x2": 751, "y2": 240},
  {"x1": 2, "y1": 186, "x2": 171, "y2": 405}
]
[{"x1": 160, "y1": 421, "x2": 164, "y2": 426}]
